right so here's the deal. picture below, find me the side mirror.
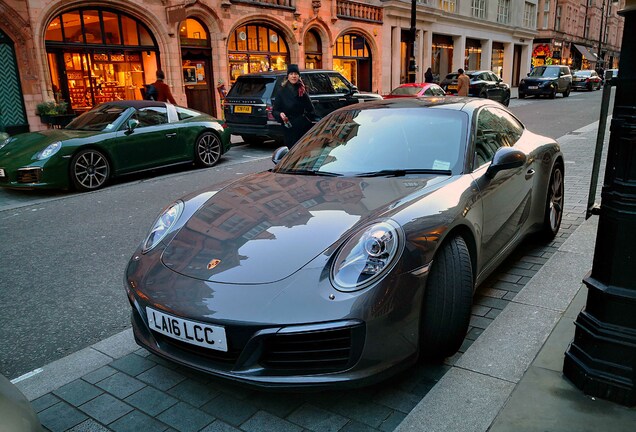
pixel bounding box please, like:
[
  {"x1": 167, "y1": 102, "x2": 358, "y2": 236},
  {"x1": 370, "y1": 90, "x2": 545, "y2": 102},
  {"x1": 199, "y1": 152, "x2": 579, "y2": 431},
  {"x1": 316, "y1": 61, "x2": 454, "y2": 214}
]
[
  {"x1": 349, "y1": 85, "x2": 358, "y2": 94},
  {"x1": 527, "y1": 72, "x2": 531, "y2": 77},
  {"x1": 272, "y1": 146, "x2": 289, "y2": 165},
  {"x1": 126, "y1": 119, "x2": 139, "y2": 133},
  {"x1": 485, "y1": 147, "x2": 526, "y2": 179}
]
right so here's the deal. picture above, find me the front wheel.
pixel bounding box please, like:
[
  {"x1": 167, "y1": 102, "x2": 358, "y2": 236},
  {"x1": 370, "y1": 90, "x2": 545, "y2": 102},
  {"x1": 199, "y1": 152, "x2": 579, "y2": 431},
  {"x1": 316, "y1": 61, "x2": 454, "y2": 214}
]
[
  {"x1": 502, "y1": 92, "x2": 511, "y2": 107},
  {"x1": 195, "y1": 132, "x2": 222, "y2": 167},
  {"x1": 70, "y1": 149, "x2": 110, "y2": 191},
  {"x1": 419, "y1": 235, "x2": 473, "y2": 359},
  {"x1": 563, "y1": 86, "x2": 571, "y2": 97},
  {"x1": 518, "y1": 92, "x2": 526, "y2": 99},
  {"x1": 541, "y1": 164, "x2": 564, "y2": 240}
]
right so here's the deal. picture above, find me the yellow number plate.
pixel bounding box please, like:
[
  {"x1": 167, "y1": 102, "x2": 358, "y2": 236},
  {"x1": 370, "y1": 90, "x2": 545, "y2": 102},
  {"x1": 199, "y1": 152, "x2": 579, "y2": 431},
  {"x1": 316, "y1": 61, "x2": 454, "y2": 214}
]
[
  {"x1": 448, "y1": 85, "x2": 458, "y2": 90},
  {"x1": 234, "y1": 105, "x2": 252, "y2": 114}
]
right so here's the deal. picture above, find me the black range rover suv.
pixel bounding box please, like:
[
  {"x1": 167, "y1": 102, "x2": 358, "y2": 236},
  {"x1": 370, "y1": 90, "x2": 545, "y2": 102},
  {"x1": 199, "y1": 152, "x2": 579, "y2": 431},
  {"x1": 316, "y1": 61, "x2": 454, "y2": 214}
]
[{"x1": 223, "y1": 70, "x2": 382, "y2": 144}]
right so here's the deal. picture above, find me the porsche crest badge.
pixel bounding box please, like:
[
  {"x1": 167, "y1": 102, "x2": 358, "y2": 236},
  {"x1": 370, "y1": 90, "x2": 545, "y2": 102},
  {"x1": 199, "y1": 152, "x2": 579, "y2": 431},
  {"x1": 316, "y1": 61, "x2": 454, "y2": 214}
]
[{"x1": 207, "y1": 259, "x2": 221, "y2": 270}]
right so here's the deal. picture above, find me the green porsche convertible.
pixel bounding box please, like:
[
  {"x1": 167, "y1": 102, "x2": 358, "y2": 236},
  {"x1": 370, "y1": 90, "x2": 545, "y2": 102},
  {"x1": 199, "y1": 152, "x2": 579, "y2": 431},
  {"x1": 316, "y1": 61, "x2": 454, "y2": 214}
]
[{"x1": 0, "y1": 101, "x2": 231, "y2": 191}]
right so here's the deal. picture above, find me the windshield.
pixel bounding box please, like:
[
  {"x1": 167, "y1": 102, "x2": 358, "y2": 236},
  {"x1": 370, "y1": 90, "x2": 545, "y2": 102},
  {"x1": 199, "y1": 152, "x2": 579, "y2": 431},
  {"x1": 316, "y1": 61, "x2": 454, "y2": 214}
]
[
  {"x1": 390, "y1": 86, "x2": 422, "y2": 96},
  {"x1": 228, "y1": 77, "x2": 276, "y2": 98},
  {"x1": 275, "y1": 107, "x2": 468, "y2": 176},
  {"x1": 573, "y1": 71, "x2": 592, "y2": 77},
  {"x1": 66, "y1": 105, "x2": 129, "y2": 131},
  {"x1": 529, "y1": 67, "x2": 560, "y2": 78}
]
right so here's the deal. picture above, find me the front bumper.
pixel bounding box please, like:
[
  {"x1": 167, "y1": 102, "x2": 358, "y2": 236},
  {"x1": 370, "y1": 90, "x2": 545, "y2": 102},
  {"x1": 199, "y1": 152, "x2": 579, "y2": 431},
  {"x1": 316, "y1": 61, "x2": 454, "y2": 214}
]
[
  {"x1": 519, "y1": 83, "x2": 557, "y2": 96},
  {"x1": 0, "y1": 159, "x2": 69, "y2": 190},
  {"x1": 125, "y1": 247, "x2": 426, "y2": 389}
]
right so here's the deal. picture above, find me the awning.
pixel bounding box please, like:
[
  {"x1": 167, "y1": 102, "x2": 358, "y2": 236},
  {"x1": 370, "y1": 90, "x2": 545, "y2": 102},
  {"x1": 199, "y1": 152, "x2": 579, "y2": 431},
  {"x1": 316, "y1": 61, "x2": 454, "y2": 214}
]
[{"x1": 573, "y1": 44, "x2": 598, "y2": 62}]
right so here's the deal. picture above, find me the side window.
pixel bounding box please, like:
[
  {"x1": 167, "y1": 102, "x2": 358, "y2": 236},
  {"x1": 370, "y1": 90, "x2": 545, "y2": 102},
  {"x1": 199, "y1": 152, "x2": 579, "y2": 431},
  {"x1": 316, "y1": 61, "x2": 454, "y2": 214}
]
[
  {"x1": 424, "y1": 88, "x2": 433, "y2": 96},
  {"x1": 433, "y1": 86, "x2": 446, "y2": 96},
  {"x1": 133, "y1": 107, "x2": 168, "y2": 128},
  {"x1": 329, "y1": 74, "x2": 351, "y2": 94},
  {"x1": 474, "y1": 107, "x2": 523, "y2": 168},
  {"x1": 480, "y1": 73, "x2": 490, "y2": 81},
  {"x1": 304, "y1": 73, "x2": 334, "y2": 95},
  {"x1": 176, "y1": 107, "x2": 199, "y2": 121}
]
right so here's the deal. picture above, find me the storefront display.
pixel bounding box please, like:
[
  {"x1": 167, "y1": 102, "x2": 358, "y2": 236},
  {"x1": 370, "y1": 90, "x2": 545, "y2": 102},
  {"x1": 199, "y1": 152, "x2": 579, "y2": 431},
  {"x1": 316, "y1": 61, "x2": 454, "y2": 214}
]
[
  {"x1": 45, "y1": 8, "x2": 158, "y2": 113},
  {"x1": 227, "y1": 24, "x2": 288, "y2": 84},
  {"x1": 333, "y1": 33, "x2": 371, "y2": 91}
]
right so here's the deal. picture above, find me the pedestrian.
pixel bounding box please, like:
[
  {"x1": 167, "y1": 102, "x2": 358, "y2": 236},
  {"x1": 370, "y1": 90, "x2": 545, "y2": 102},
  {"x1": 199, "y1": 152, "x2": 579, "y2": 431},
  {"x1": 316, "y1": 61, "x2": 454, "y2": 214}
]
[
  {"x1": 457, "y1": 68, "x2": 470, "y2": 96},
  {"x1": 273, "y1": 64, "x2": 316, "y2": 148},
  {"x1": 150, "y1": 70, "x2": 176, "y2": 104},
  {"x1": 425, "y1": 67, "x2": 434, "y2": 83}
]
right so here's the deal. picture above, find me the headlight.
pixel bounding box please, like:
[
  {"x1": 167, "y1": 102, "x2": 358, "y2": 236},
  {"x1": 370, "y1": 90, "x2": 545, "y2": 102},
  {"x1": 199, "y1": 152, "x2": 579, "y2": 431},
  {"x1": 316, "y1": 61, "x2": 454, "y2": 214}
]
[
  {"x1": 0, "y1": 136, "x2": 13, "y2": 150},
  {"x1": 142, "y1": 201, "x2": 184, "y2": 253},
  {"x1": 36, "y1": 141, "x2": 62, "y2": 160},
  {"x1": 331, "y1": 220, "x2": 403, "y2": 291},
  {"x1": 541, "y1": 81, "x2": 555, "y2": 88}
]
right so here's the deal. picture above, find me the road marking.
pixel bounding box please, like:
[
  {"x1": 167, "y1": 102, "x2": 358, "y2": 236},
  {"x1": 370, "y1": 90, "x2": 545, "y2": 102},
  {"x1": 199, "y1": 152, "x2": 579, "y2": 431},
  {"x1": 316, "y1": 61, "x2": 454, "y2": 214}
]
[{"x1": 11, "y1": 368, "x2": 43, "y2": 384}]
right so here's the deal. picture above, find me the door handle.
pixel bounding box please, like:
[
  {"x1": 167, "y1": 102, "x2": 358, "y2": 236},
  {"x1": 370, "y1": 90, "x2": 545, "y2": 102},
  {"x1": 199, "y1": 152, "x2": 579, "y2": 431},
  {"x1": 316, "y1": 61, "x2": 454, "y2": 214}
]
[
  {"x1": 165, "y1": 133, "x2": 177, "y2": 138},
  {"x1": 525, "y1": 169, "x2": 535, "y2": 180}
]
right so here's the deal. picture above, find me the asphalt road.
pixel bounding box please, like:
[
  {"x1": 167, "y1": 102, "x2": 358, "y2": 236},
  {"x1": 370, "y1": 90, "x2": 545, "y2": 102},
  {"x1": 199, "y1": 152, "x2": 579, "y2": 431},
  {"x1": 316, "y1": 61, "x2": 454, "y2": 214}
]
[{"x1": 0, "y1": 88, "x2": 615, "y2": 379}]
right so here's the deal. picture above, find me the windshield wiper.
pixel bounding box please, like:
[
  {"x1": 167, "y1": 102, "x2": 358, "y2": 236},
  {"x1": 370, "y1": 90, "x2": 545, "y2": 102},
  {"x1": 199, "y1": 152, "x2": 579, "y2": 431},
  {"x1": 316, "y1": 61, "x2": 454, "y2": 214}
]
[
  {"x1": 354, "y1": 169, "x2": 452, "y2": 177},
  {"x1": 276, "y1": 169, "x2": 343, "y2": 177}
]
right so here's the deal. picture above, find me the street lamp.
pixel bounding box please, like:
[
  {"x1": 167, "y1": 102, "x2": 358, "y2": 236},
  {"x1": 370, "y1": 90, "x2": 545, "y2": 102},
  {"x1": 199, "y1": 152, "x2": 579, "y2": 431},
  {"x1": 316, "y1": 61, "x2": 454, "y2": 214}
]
[
  {"x1": 563, "y1": 0, "x2": 636, "y2": 406},
  {"x1": 596, "y1": 0, "x2": 608, "y2": 69},
  {"x1": 408, "y1": 0, "x2": 417, "y2": 82}
]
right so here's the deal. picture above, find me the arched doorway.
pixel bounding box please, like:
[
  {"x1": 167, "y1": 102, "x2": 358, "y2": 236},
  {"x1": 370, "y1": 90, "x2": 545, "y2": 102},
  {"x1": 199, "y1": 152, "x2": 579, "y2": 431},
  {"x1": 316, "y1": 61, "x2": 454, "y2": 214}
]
[
  {"x1": 227, "y1": 23, "x2": 289, "y2": 85},
  {"x1": 0, "y1": 29, "x2": 28, "y2": 134},
  {"x1": 333, "y1": 33, "x2": 372, "y2": 91},
  {"x1": 304, "y1": 29, "x2": 322, "y2": 69},
  {"x1": 179, "y1": 18, "x2": 215, "y2": 116},
  {"x1": 44, "y1": 8, "x2": 160, "y2": 114}
]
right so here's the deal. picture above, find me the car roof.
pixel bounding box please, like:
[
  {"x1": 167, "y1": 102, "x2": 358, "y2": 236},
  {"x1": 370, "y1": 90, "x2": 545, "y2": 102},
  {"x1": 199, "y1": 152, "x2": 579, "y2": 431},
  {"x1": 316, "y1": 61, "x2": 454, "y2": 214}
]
[
  {"x1": 396, "y1": 83, "x2": 438, "y2": 88},
  {"x1": 236, "y1": 69, "x2": 341, "y2": 78},
  {"x1": 100, "y1": 100, "x2": 167, "y2": 109},
  {"x1": 335, "y1": 96, "x2": 488, "y2": 113}
]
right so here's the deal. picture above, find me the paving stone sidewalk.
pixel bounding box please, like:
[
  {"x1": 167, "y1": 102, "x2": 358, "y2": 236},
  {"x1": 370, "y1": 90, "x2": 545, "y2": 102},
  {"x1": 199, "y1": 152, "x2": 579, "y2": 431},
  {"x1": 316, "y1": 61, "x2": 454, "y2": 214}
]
[{"x1": 17, "y1": 119, "x2": 608, "y2": 432}]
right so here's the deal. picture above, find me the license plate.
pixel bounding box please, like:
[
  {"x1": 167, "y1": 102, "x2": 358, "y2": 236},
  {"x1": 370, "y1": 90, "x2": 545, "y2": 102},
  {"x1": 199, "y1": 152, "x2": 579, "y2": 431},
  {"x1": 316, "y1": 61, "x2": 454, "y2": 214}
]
[
  {"x1": 528, "y1": 86, "x2": 539, "y2": 90},
  {"x1": 0, "y1": 168, "x2": 5, "y2": 177},
  {"x1": 448, "y1": 85, "x2": 458, "y2": 90},
  {"x1": 234, "y1": 105, "x2": 252, "y2": 114},
  {"x1": 146, "y1": 306, "x2": 228, "y2": 352}
]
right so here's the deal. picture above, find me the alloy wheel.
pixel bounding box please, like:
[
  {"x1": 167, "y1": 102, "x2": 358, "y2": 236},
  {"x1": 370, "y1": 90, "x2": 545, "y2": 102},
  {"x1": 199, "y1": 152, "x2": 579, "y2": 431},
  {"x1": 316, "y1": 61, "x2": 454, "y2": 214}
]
[
  {"x1": 196, "y1": 133, "x2": 221, "y2": 167},
  {"x1": 72, "y1": 150, "x2": 109, "y2": 191},
  {"x1": 548, "y1": 167, "x2": 564, "y2": 233}
]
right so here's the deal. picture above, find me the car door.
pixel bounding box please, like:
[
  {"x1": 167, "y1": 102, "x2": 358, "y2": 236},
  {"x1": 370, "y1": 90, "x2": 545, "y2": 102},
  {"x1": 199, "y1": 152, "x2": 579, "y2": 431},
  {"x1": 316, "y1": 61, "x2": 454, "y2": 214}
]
[
  {"x1": 486, "y1": 72, "x2": 505, "y2": 101},
  {"x1": 471, "y1": 106, "x2": 532, "y2": 268},
  {"x1": 112, "y1": 105, "x2": 179, "y2": 173},
  {"x1": 302, "y1": 72, "x2": 339, "y2": 120}
]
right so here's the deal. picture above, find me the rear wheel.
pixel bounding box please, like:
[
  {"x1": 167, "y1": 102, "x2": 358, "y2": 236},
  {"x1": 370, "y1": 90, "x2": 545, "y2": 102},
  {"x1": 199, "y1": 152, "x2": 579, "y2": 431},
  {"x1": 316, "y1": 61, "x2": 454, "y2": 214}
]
[
  {"x1": 502, "y1": 92, "x2": 511, "y2": 107},
  {"x1": 195, "y1": 132, "x2": 221, "y2": 167},
  {"x1": 518, "y1": 92, "x2": 526, "y2": 99},
  {"x1": 541, "y1": 164, "x2": 564, "y2": 240},
  {"x1": 419, "y1": 235, "x2": 474, "y2": 359},
  {"x1": 70, "y1": 149, "x2": 110, "y2": 191}
]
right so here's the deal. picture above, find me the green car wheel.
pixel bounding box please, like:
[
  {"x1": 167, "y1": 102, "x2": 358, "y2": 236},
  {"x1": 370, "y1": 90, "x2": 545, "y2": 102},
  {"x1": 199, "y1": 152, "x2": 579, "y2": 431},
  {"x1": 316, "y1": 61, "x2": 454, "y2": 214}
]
[
  {"x1": 195, "y1": 132, "x2": 222, "y2": 167},
  {"x1": 71, "y1": 149, "x2": 110, "y2": 191}
]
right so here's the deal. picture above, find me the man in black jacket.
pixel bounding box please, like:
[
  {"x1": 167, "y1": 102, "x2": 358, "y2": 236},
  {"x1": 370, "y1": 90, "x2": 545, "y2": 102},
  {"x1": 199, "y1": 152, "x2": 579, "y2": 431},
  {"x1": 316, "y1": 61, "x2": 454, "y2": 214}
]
[{"x1": 273, "y1": 64, "x2": 316, "y2": 147}]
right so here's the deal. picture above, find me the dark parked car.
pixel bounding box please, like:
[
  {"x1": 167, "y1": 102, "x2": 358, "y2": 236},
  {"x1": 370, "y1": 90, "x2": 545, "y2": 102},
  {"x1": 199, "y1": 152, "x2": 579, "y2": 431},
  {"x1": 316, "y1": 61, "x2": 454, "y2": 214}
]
[
  {"x1": 223, "y1": 70, "x2": 382, "y2": 145},
  {"x1": 0, "y1": 101, "x2": 231, "y2": 191},
  {"x1": 440, "y1": 70, "x2": 511, "y2": 106},
  {"x1": 125, "y1": 97, "x2": 564, "y2": 389},
  {"x1": 572, "y1": 70, "x2": 602, "y2": 91},
  {"x1": 518, "y1": 65, "x2": 572, "y2": 99},
  {"x1": 384, "y1": 82, "x2": 447, "y2": 98}
]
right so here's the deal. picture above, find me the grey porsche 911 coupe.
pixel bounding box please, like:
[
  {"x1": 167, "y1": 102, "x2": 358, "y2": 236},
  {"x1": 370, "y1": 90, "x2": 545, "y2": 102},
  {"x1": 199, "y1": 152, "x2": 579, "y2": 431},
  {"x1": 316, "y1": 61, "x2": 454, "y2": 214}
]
[{"x1": 125, "y1": 97, "x2": 564, "y2": 389}]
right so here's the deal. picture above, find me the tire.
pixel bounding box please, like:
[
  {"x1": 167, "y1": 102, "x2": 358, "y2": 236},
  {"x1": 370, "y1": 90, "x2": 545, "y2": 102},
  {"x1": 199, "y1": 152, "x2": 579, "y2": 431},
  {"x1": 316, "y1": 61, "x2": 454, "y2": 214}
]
[
  {"x1": 541, "y1": 164, "x2": 564, "y2": 240},
  {"x1": 587, "y1": 83, "x2": 593, "y2": 91},
  {"x1": 478, "y1": 91, "x2": 487, "y2": 99},
  {"x1": 518, "y1": 92, "x2": 525, "y2": 99},
  {"x1": 563, "y1": 86, "x2": 571, "y2": 97},
  {"x1": 549, "y1": 88, "x2": 556, "y2": 99},
  {"x1": 195, "y1": 132, "x2": 222, "y2": 167},
  {"x1": 70, "y1": 149, "x2": 110, "y2": 191},
  {"x1": 419, "y1": 235, "x2": 474, "y2": 359}
]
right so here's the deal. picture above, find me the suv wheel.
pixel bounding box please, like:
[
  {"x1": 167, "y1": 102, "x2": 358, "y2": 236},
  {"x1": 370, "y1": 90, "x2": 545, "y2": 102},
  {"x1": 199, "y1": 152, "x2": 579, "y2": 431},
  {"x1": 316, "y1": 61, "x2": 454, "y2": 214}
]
[
  {"x1": 549, "y1": 88, "x2": 557, "y2": 99},
  {"x1": 518, "y1": 92, "x2": 525, "y2": 99},
  {"x1": 563, "y1": 86, "x2": 571, "y2": 97}
]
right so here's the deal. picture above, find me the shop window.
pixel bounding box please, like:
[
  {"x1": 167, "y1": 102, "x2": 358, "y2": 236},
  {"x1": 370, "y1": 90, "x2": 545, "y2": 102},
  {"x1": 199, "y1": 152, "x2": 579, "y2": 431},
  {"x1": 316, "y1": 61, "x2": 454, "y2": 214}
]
[
  {"x1": 121, "y1": 16, "x2": 139, "y2": 46},
  {"x1": 333, "y1": 33, "x2": 370, "y2": 88},
  {"x1": 228, "y1": 23, "x2": 289, "y2": 83},
  {"x1": 304, "y1": 30, "x2": 322, "y2": 69},
  {"x1": 102, "y1": 12, "x2": 121, "y2": 45},
  {"x1": 62, "y1": 11, "x2": 83, "y2": 43},
  {"x1": 179, "y1": 18, "x2": 209, "y2": 46},
  {"x1": 83, "y1": 10, "x2": 102, "y2": 44},
  {"x1": 46, "y1": 17, "x2": 63, "y2": 42}
]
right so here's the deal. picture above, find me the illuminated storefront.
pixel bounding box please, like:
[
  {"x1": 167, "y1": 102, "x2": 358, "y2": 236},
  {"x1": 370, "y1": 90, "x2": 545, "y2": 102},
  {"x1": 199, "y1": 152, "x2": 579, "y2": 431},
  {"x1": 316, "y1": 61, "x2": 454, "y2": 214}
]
[
  {"x1": 333, "y1": 33, "x2": 371, "y2": 91},
  {"x1": 45, "y1": 8, "x2": 159, "y2": 113},
  {"x1": 227, "y1": 23, "x2": 289, "y2": 84},
  {"x1": 491, "y1": 42, "x2": 504, "y2": 77},
  {"x1": 465, "y1": 38, "x2": 482, "y2": 70},
  {"x1": 432, "y1": 35, "x2": 454, "y2": 81}
]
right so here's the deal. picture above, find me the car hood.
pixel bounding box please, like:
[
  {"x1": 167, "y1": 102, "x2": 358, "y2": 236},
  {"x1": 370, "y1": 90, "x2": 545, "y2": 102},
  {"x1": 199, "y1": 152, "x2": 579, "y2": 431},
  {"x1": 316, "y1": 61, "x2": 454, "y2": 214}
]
[
  {"x1": 0, "y1": 129, "x2": 100, "y2": 160},
  {"x1": 161, "y1": 171, "x2": 448, "y2": 284},
  {"x1": 522, "y1": 77, "x2": 556, "y2": 84}
]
